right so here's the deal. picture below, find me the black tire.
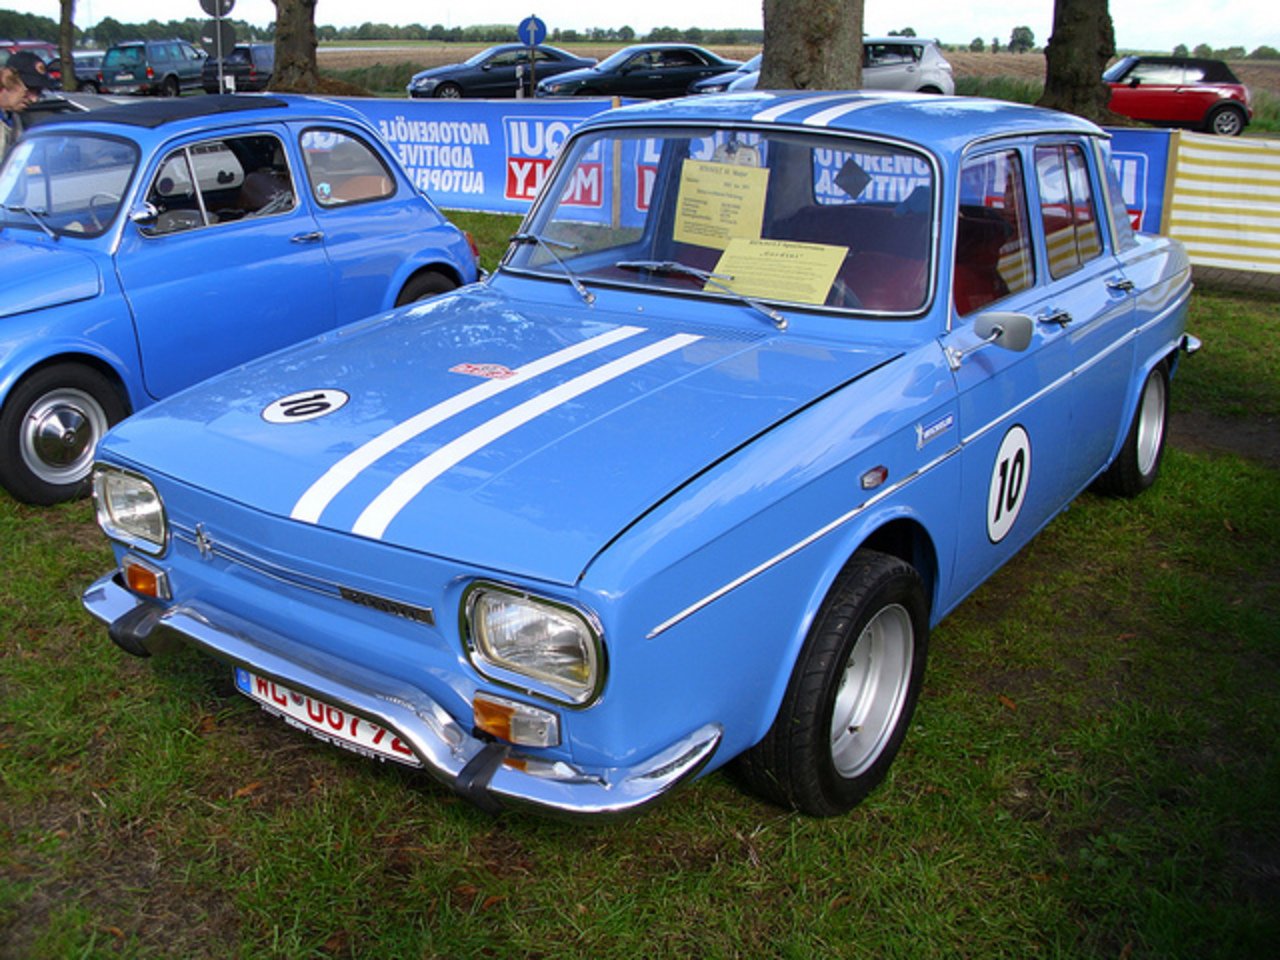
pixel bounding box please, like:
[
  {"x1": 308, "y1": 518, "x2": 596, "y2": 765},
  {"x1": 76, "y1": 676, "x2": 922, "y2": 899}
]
[
  {"x1": 736, "y1": 550, "x2": 930, "y2": 816},
  {"x1": 434, "y1": 83, "x2": 463, "y2": 99},
  {"x1": 81, "y1": 81, "x2": 99, "y2": 94},
  {"x1": 1093, "y1": 361, "x2": 1169, "y2": 498},
  {"x1": 161, "y1": 75, "x2": 180, "y2": 98},
  {"x1": 0, "y1": 364, "x2": 128, "y2": 505},
  {"x1": 1205, "y1": 103, "x2": 1246, "y2": 136},
  {"x1": 394, "y1": 270, "x2": 458, "y2": 306}
]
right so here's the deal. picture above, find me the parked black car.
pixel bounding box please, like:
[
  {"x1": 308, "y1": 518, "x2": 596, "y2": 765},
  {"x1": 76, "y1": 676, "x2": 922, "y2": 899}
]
[
  {"x1": 98, "y1": 39, "x2": 205, "y2": 96},
  {"x1": 202, "y1": 42, "x2": 274, "y2": 93},
  {"x1": 406, "y1": 44, "x2": 597, "y2": 98},
  {"x1": 46, "y1": 51, "x2": 104, "y2": 91},
  {"x1": 535, "y1": 43, "x2": 741, "y2": 98}
]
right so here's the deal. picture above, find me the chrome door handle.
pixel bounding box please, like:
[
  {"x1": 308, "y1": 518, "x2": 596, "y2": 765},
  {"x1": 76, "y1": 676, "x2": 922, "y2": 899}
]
[
  {"x1": 291, "y1": 231, "x2": 324, "y2": 244},
  {"x1": 1037, "y1": 308, "x2": 1072, "y2": 327},
  {"x1": 1107, "y1": 278, "x2": 1136, "y2": 293}
]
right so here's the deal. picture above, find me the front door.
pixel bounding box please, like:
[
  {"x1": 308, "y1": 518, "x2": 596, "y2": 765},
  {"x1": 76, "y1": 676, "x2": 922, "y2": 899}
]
[{"x1": 116, "y1": 127, "x2": 336, "y2": 399}]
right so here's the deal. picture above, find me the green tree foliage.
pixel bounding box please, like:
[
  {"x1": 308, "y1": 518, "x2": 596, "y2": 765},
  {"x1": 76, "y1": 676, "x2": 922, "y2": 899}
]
[
  {"x1": 1008, "y1": 25, "x2": 1035, "y2": 53},
  {"x1": 970, "y1": 37, "x2": 985, "y2": 52},
  {"x1": 889, "y1": 27, "x2": 916, "y2": 37},
  {"x1": 1173, "y1": 43, "x2": 1189, "y2": 56},
  {"x1": 1249, "y1": 45, "x2": 1280, "y2": 59},
  {"x1": 1193, "y1": 42, "x2": 1214, "y2": 57}
]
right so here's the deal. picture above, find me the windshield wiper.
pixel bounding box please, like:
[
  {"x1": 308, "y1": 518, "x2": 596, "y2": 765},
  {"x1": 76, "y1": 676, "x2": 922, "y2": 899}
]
[
  {"x1": 2, "y1": 204, "x2": 58, "y2": 239},
  {"x1": 614, "y1": 259, "x2": 787, "y2": 331},
  {"x1": 510, "y1": 232, "x2": 595, "y2": 305}
]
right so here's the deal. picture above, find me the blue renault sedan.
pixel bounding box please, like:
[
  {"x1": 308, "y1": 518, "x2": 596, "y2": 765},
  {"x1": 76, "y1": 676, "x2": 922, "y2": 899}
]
[
  {"x1": 84, "y1": 93, "x2": 1195, "y2": 817},
  {"x1": 0, "y1": 95, "x2": 479, "y2": 504}
]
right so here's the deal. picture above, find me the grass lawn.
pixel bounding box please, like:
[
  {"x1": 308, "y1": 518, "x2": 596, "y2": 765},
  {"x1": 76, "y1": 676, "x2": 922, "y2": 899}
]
[{"x1": 1, "y1": 246, "x2": 1276, "y2": 958}]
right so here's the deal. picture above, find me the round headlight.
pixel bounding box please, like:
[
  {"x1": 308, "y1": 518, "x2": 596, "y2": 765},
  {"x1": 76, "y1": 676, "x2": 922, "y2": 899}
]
[
  {"x1": 464, "y1": 583, "x2": 603, "y2": 705},
  {"x1": 93, "y1": 465, "x2": 168, "y2": 555}
]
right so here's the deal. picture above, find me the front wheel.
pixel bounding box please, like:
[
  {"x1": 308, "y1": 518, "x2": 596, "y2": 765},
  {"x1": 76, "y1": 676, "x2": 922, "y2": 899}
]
[
  {"x1": 735, "y1": 550, "x2": 930, "y2": 816},
  {"x1": 394, "y1": 270, "x2": 458, "y2": 306},
  {"x1": 1205, "y1": 104, "x2": 1246, "y2": 136},
  {"x1": 0, "y1": 364, "x2": 128, "y2": 505},
  {"x1": 434, "y1": 83, "x2": 462, "y2": 99},
  {"x1": 1093, "y1": 361, "x2": 1168, "y2": 498}
]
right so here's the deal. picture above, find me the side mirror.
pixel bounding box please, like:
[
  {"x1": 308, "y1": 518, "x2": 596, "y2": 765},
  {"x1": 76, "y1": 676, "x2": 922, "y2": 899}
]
[
  {"x1": 1129, "y1": 77, "x2": 1141, "y2": 88},
  {"x1": 128, "y1": 201, "x2": 159, "y2": 225},
  {"x1": 947, "y1": 311, "x2": 1034, "y2": 370},
  {"x1": 975, "y1": 311, "x2": 1033, "y2": 352}
]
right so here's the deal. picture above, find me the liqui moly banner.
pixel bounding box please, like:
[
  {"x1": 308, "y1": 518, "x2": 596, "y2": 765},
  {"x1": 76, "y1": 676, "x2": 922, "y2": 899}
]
[{"x1": 336, "y1": 97, "x2": 630, "y2": 214}]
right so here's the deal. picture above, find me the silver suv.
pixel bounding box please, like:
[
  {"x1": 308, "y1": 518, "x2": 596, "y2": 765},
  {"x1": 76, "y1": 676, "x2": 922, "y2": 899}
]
[{"x1": 719, "y1": 38, "x2": 955, "y2": 96}]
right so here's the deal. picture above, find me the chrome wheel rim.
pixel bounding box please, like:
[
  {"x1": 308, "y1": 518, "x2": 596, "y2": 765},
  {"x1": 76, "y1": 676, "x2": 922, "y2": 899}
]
[
  {"x1": 829, "y1": 603, "x2": 914, "y2": 778},
  {"x1": 1213, "y1": 110, "x2": 1242, "y2": 135},
  {"x1": 437, "y1": 86, "x2": 461, "y2": 99},
  {"x1": 19, "y1": 388, "x2": 108, "y2": 485},
  {"x1": 1136, "y1": 372, "x2": 1167, "y2": 477}
]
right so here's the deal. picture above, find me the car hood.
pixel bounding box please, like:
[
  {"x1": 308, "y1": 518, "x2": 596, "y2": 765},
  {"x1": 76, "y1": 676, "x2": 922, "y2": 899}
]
[
  {"x1": 0, "y1": 239, "x2": 101, "y2": 319},
  {"x1": 105, "y1": 287, "x2": 900, "y2": 583},
  {"x1": 410, "y1": 64, "x2": 462, "y2": 82}
]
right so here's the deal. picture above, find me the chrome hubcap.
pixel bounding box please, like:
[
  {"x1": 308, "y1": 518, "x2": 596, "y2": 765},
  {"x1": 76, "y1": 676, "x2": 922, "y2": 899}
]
[
  {"x1": 20, "y1": 388, "x2": 108, "y2": 485},
  {"x1": 1136, "y1": 372, "x2": 1167, "y2": 476},
  {"x1": 829, "y1": 603, "x2": 914, "y2": 778}
]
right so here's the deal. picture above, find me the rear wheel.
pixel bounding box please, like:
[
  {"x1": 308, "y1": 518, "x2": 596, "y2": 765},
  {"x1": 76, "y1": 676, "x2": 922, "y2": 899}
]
[
  {"x1": 161, "y1": 75, "x2": 180, "y2": 97},
  {"x1": 736, "y1": 550, "x2": 929, "y2": 816},
  {"x1": 1093, "y1": 361, "x2": 1169, "y2": 497},
  {"x1": 1205, "y1": 103, "x2": 1246, "y2": 136},
  {"x1": 394, "y1": 270, "x2": 458, "y2": 306},
  {"x1": 0, "y1": 364, "x2": 128, "y2": 504}
]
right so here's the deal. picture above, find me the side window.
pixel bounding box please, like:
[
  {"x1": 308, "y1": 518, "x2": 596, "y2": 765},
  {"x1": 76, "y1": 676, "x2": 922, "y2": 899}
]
[
  {"x1": 141, "y1": 134, "x2": 293, "y2": 236},
  {"x1": 301, "y1": 129, "x2": 395, "y2": 207},
  {"x1": 1035, "y1": 143, "x2": 1103, "y2": 279},
  {"x1": 954, "y1": 150, "x2": 1034, "y2": 317},
  {"x1": 1102, "y1": 154, "x2": 1138, "y2": 250}
]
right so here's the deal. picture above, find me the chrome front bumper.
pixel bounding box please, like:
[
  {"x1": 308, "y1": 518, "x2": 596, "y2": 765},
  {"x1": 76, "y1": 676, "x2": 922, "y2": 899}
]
[{"x1": 82, "y1": 571, "x2": 722, "y2": 818}]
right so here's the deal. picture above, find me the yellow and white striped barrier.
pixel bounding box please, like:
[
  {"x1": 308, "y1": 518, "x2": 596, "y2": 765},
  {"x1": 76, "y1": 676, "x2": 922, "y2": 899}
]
[{"x1": 1165, "y1": 133, "x2": 1280, "y2": 274}]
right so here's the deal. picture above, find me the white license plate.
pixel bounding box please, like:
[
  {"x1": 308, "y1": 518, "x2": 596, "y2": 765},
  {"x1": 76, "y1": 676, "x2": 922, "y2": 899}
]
[
  {"x1": 116, "y1": 72, "x2": 134, "y2": 80},
  {"x1": 234, "y1": 668, "x2": 420, "y2": 767}
]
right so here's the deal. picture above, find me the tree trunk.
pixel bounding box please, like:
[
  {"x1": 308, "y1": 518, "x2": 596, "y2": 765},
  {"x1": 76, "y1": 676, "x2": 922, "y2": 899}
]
[
  {"x1": 758, "y1": 0, "x2": 863, "y2": 90},
  {"x1": 1037, "y1": 0, "x2": 1120, "y2": 123},
  {"x1": 271, "y1": 0, "x2": 319, "y2": 92},
  {"x1": 59, "y1": 0, "x2": 75, "y2": 92}
]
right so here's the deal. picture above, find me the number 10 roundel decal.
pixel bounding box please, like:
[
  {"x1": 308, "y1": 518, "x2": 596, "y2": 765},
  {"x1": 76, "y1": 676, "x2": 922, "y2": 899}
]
[
  {"x1": 987, "y1": 425, "x2": 1031, "y2": 543},
  {"x1": 262, "y1": 389, "x2": 350, "y2": 424}
]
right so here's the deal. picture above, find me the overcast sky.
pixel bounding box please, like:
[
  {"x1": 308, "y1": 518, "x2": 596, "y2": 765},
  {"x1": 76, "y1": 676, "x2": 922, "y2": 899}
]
[{"x1": 7, "y1": 1, "x2": 1277, "y2": 53}]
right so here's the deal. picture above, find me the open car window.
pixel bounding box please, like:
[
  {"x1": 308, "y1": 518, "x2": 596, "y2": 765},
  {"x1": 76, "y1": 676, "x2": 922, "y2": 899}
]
[
  {"x1": 140, "y1": 133, "x2": 294, "y2": 236},
  {"x1": 504, "y1": 125, "x2": 937, "y2": 316}
]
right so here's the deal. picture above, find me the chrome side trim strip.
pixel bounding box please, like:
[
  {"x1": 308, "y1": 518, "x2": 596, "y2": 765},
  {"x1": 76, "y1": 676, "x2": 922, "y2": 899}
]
[{"x1": 646, "y1": 445, "x2": 961, "y2": 639}]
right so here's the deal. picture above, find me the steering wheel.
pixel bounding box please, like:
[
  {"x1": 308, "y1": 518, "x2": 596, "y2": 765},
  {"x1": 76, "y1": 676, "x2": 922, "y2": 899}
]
[{"x1": 86, "y1": 193, "x2": 121, "y2": 231}]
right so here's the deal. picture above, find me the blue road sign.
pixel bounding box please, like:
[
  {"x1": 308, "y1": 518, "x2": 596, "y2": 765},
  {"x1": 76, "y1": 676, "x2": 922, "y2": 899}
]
[{"x1": 518, "y1": 15, "x2": 547, "y2": 47}]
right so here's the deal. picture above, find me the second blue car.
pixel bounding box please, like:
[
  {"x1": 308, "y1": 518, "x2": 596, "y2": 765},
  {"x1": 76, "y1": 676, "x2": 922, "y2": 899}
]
[{"x1": 0, "y1": 94, "x2": 479, "y2": 503}]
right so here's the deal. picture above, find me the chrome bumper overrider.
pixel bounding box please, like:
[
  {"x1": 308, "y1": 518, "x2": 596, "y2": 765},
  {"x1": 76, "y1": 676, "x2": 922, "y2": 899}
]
[{"x1": 82, "y1": 571, "x2": 722, "y2": 817}]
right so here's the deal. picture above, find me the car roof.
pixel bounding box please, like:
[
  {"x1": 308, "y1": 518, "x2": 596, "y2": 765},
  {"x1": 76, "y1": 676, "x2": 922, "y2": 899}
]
[
  {"x1": 579, "y1": 91, "x2": 1103, "y2": 153},
  {"x1": 30, "y1": 93, "x2": 364, "y2": 134}
]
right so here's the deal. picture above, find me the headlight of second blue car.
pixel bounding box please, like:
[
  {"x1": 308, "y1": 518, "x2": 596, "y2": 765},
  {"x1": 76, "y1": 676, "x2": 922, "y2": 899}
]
[
  {"x1": 92, "y1": 465, "x2": 168, "y2": 555},
  {"x1": 463, "y1": 583, "x2": 603, "y2": 705},
  {"x1": 409, "y1": 76, "x2": 439, "y2": 93}
]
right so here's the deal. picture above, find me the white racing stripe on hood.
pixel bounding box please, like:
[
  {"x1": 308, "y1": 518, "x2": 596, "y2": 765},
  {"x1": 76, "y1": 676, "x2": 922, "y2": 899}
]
[
  {"x1": 291, "y1": 325, "x2": 647, "y2": 524},
  {"x1": 352, "y1": 333, "x2": 703, "y2": 541}
]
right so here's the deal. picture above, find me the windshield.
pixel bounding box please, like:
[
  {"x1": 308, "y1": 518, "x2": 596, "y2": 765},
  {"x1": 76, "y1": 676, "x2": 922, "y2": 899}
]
[
  {"x1": 504, "y1": 124, "x2": 936, "y2": 315},
  {"x1": 102, "y1": 46, "x2": 144, "y2": 69},
  {"x1": 0, "y1": 133, "x2": 138, "y2": 239},
  {"x1": 1102, "y1": 56, "x2": 1137, "y2": 82}
]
